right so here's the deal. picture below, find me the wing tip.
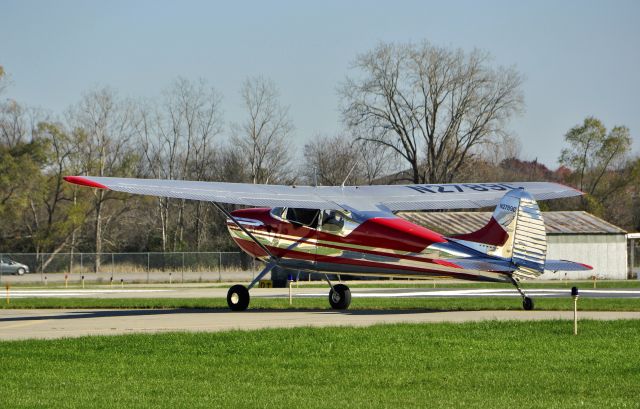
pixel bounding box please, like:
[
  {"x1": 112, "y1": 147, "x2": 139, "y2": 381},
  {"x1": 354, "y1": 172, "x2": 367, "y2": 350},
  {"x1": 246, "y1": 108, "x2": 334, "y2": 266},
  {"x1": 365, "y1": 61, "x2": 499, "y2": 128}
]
[
  {"x1": 63, "y1": 176, "x2": 108, "y2": 190},
  {"x1": 555, "y1": 182, "x2": 585, "y2": 195}
]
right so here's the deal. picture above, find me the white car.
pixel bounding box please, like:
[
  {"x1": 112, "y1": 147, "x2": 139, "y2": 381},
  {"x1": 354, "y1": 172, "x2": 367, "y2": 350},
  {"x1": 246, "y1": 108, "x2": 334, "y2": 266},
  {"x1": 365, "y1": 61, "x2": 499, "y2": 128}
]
[{"x1": 0, "y1": 257, "x2": 30, "y2": 275}]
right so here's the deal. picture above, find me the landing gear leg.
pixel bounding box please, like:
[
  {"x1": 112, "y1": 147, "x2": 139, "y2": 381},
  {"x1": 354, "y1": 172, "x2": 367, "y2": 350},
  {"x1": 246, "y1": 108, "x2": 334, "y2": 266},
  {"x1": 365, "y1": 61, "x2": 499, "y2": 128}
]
[
  {"x1": 226, "y1": 260, "x2": 277, "y2": 311},
  {"x1": 324, "y1": 274, "x2": 351, "y2": 310},
  {"x1": 510, "y1": 277, "x2": 534, "y2": 311}
]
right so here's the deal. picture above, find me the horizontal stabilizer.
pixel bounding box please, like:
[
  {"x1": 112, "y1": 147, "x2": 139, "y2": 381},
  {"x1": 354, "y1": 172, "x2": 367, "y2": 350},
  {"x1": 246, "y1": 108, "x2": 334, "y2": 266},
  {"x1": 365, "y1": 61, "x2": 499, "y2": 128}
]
[
  {"x1": 545, "y1": 260, "x2": 593, "y2": 271},
  {"x1": 442, "y1": 258, "x2": 515, "y2": 272}
]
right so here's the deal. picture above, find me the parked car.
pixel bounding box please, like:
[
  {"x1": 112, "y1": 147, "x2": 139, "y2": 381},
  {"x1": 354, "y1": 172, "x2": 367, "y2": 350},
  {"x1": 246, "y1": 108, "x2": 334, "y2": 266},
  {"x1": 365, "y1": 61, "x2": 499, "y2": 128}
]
[{"x1": 0, "y1": 257, "x2": 30, "y2": 275}]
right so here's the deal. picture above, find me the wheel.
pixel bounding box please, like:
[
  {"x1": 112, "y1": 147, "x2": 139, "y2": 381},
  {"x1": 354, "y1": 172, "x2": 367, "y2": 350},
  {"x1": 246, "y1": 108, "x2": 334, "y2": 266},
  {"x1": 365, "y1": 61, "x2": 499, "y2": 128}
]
[
  {"x1": 227, "y1": 285, "x2": 250, "y2": 311},
  {"x1": 16, "y1": 267, "x2": 26, "y2": 276},
  {"x1": 523, "y1": 297, "x2": 534, "y2": 311},
  {"x1": 328, "y1": 284, "x2": 351, "y2": 310}
]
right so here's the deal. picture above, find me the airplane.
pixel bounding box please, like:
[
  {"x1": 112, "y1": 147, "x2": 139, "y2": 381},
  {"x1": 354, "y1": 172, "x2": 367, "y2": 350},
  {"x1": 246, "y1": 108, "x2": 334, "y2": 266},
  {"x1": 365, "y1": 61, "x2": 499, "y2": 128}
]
[{"x1": 64, "y1": 176, "x2": 592, "y2": 311}]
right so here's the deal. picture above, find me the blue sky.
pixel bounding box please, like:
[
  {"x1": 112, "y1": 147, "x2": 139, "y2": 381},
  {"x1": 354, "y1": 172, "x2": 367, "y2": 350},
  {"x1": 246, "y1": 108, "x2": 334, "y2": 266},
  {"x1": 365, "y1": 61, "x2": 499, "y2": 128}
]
[{"x1": 2, "y1": 0, "x2": 639, "y2": 167}]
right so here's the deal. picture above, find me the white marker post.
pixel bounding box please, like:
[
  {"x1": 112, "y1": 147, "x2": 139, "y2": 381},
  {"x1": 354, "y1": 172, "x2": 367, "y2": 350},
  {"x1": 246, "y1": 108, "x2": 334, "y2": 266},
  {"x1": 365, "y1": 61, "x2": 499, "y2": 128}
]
[
  {"x1": 571, "y1": 286, "x2": 579, "y2": 335},
  {"x1": 288, "y1": 274, "x2": 293, "y2": 306}
]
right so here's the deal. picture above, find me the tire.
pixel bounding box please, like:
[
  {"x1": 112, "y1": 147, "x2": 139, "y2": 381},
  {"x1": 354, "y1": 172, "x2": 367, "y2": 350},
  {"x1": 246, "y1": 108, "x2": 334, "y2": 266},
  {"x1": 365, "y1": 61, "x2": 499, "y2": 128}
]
[
  {"x1": 523, "y1": 297, "x2": 534, "y2": 311},
  {"x1": 16, "y1": 267, "x2": 26, "y2": 276},
  {"x1": 328, "y1": 284, "x2": 351, "y2": 310},
  {"x1": 227, "y1": 285, "x2": 250, "y2": 311}
]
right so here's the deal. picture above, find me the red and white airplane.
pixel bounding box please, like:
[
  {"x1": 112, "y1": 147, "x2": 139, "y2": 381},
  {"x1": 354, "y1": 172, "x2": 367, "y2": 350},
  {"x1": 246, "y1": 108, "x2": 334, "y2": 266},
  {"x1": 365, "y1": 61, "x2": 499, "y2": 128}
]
[{"x1": 64, "y1": 176, "x2": 591, "y2": 311}]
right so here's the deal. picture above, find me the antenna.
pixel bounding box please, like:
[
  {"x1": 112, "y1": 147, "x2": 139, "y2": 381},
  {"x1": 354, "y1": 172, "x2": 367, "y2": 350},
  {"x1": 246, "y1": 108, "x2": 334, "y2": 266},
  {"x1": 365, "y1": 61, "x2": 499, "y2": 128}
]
[{"x1": 341, "y1": 160, "x2": 358, "y2": 190}]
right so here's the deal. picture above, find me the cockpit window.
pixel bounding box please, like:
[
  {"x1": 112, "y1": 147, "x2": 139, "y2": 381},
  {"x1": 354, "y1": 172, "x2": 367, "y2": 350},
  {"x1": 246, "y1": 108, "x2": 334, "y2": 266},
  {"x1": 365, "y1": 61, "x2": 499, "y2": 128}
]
[
  {"x1": 321, "y1": 210, "x2": 345, "y2": 230},
  {"x1": 270, "y1": 207, "x2": 286, "y2": 219},
  {"x1": 319, "y1": 210, "x2": 359, "y2": 236},
  {"x1": 282, "y1": 208, "x2": 321, "y2": 228}
]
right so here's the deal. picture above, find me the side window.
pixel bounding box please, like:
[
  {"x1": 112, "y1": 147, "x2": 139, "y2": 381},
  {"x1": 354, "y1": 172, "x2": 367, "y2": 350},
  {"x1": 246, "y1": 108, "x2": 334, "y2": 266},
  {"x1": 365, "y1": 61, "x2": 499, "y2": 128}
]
[
  {"x1": 321, "y1": 210, "x2": 345, "y2": 231},
  {"x1": 270, "y1": 207, "x2": 286, "y2": 220},
  {"x1": 319, "y1": 210, "x2": 359, "y2": 236},
  {"x1": 284, "y1": 208, "x2": 320, "y2": 228}
]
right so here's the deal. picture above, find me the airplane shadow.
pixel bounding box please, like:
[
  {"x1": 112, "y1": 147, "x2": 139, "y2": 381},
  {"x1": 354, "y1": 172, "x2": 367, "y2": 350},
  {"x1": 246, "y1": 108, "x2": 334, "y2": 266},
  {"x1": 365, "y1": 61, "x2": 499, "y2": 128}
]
[{"x1": 1, "y1": 307, "x2": 447, "y2": 323}]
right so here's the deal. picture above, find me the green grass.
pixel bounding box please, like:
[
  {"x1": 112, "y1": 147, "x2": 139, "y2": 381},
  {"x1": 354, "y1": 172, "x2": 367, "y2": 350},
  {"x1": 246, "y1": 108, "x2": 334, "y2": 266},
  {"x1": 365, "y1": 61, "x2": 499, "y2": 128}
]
[
  {"x1": 0, "y1": 321, "x2": 638, "y2": 408},
  {"x1": 3, "y1": 279, "x2": 640, "y2": 289},
  {"x1": 2, "y1": 296, "x2": 640, "y2": 311},
  {"x1": 343, "y1": 280, "x2": 640, "y2": 289}
]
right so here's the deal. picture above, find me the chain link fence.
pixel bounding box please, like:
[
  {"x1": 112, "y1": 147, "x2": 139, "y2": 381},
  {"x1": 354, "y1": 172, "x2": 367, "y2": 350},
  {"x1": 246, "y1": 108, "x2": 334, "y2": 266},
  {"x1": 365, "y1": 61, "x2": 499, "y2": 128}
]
[{"x1": 0, "y1": 252, "x2": 255, "y2": 284}]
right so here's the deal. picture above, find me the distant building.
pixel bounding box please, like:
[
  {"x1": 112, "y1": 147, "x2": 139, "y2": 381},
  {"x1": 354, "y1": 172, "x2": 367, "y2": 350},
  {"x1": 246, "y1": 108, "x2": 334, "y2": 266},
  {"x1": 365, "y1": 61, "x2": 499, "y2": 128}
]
[{"x1": 399, "y1": 211, "x2": 628, "y2": 280}]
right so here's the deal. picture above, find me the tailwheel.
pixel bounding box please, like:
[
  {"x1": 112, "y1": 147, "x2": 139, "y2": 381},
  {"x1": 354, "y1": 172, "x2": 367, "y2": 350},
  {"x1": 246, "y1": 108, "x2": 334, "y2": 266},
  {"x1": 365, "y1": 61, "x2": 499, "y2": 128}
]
[
  {"x1": 523, "y1": 296, "x2": 534, "y2": 311},
  {"x1": 329, "y1": 284, "x2": 351, "y2": 310},
  {"x1": 227, "y1": 285, "x2": 250, "y2": 311}
]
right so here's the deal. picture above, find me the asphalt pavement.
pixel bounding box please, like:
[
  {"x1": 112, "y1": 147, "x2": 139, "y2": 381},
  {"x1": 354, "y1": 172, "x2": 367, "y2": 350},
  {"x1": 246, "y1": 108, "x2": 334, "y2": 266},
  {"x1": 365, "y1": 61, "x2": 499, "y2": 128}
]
[{"x1": 2, "y1": 308, "x2": 640, "y2": 340}]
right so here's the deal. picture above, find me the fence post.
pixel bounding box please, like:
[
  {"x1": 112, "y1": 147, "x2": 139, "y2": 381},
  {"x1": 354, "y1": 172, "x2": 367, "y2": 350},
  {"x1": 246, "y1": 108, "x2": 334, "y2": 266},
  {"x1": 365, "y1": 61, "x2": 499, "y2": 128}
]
[
  {"x1": 182, "y1": 252, "x2": 185, "y2": 283},
  {"x1": 0, "y1": 252, "x2": 3, "y2": 283},
  {"x1": 632, "y1": 240, "x2": 636, "y2": 279},
  {"x1": 147, "y1": 252, "x2": 150, "y2": 284}
]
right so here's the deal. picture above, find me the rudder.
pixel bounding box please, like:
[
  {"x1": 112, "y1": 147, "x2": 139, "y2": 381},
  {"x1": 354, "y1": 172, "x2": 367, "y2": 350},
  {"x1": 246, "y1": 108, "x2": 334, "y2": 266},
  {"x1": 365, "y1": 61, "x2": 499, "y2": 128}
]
[{"x1": 452, "y1": 189, "x2": 547, "y2": 279}]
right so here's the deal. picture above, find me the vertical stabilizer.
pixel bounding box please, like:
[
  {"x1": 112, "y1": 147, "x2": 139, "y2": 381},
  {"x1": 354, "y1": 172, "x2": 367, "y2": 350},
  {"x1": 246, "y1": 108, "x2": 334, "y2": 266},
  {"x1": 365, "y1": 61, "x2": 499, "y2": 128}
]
[{"x1": 452, "y1": 189, "x2": 547, "y2": 279}]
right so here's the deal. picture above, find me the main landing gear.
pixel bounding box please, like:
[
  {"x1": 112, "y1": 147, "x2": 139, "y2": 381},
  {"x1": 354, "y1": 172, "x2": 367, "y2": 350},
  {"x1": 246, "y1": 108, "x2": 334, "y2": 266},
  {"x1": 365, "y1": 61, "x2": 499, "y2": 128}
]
[
  {"x1": 226, "y1": 260, "x2": 277, "y2": 311},
  {"x1": 511, "y1": 277, "x2": 534, "y2": 311},
  {"x1": 226, "y1": 269, "x2": 353, "y2": 311},
  {"x1": 329, "y1": 284, "x2": 352, "y2": 310},
  {"x1": 326, "y1": 275, "x2": 351, "y2": 310},
  {"x1": 227, "y1": 285, "x2": 250, "y2": 311}
]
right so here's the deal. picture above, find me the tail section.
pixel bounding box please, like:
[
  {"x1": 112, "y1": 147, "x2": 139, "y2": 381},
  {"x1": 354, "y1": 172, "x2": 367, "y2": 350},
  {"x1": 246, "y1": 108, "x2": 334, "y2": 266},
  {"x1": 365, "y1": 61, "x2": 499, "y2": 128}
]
[{"x1": 452, "y1": 189, "x2": 547, "y2": 279}]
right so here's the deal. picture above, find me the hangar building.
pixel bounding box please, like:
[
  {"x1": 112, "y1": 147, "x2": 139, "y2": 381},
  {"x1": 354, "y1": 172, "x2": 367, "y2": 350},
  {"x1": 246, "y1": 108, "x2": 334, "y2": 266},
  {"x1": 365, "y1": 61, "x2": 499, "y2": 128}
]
[{"x1": 399, "y1": 211, "x2": 628, "y2": 280}]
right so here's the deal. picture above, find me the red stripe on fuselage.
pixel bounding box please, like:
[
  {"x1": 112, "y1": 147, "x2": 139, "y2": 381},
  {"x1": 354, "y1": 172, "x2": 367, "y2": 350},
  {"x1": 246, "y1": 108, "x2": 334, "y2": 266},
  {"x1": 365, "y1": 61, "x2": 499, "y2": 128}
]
[
  {"x1": 228, "y1": 225, "x2": 440, "y2": 264},
  {"x1": 232, "y1": 238, "x2": 482, "y2": 280}
]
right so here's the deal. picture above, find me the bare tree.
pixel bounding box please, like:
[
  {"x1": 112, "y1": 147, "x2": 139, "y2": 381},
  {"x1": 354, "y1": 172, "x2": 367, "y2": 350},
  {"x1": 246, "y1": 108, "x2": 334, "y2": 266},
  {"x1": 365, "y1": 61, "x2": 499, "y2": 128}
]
[
  {"x1": 68, "y1": 88, "x2": 138, "y2": 272},
  {"x1": 341, "y1": 41, "x2": 524, "y2": 183},
  {"x1": 232, "y1": 76, "x2": 294, "y2": 184},
  {"x1": 303, "y1": 134, "x2": 359, "y2": 185},
  {"x1": 303, "y1": 133, "x2": 400, "y2": 186},
  {"x1": 136, "y1": 77, "x2": 223, "y2": 251}
]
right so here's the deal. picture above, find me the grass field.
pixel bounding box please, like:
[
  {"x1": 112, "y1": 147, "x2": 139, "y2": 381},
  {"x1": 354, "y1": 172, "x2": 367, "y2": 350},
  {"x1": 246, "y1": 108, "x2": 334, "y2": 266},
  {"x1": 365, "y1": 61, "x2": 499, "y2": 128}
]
[
  {"x1": 2, "y1": 296, "x2": 640, "y2": 311},
  {"x1": 0, "y1": 321, "x2": 638, "y2": 408},
  {"x1": 3, "y1": 279, "x2": 640, "y2": 289}
]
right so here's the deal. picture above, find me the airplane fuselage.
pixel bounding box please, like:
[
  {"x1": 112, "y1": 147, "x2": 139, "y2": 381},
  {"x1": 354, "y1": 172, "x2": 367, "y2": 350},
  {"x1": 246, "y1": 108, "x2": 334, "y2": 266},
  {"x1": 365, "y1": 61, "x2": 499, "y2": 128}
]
[{"x1": 227, "y1": 207, "x2": 512, "y2": 283}]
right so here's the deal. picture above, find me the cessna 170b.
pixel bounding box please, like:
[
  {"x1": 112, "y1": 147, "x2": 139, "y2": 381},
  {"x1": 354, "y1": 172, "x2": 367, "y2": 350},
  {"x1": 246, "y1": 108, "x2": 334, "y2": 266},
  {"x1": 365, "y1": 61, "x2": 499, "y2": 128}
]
[{"x1": 64, "y1": 176, "x2": 591, "y2": 311}]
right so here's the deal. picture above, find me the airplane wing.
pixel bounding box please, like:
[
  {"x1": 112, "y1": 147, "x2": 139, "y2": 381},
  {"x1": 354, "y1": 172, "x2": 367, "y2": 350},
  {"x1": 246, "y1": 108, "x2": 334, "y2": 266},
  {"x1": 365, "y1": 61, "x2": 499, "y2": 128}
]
[{"x1": 64, "y1": 176, "x2": 582, "y2": 212}]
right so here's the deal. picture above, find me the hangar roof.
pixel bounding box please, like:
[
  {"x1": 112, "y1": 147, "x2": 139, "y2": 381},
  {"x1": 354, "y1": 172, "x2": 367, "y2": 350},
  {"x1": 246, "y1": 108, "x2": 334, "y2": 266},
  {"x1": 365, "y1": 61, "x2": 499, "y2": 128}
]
[{"x1": 398, "y1": 211, "x2": 626, "y2": 235}]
